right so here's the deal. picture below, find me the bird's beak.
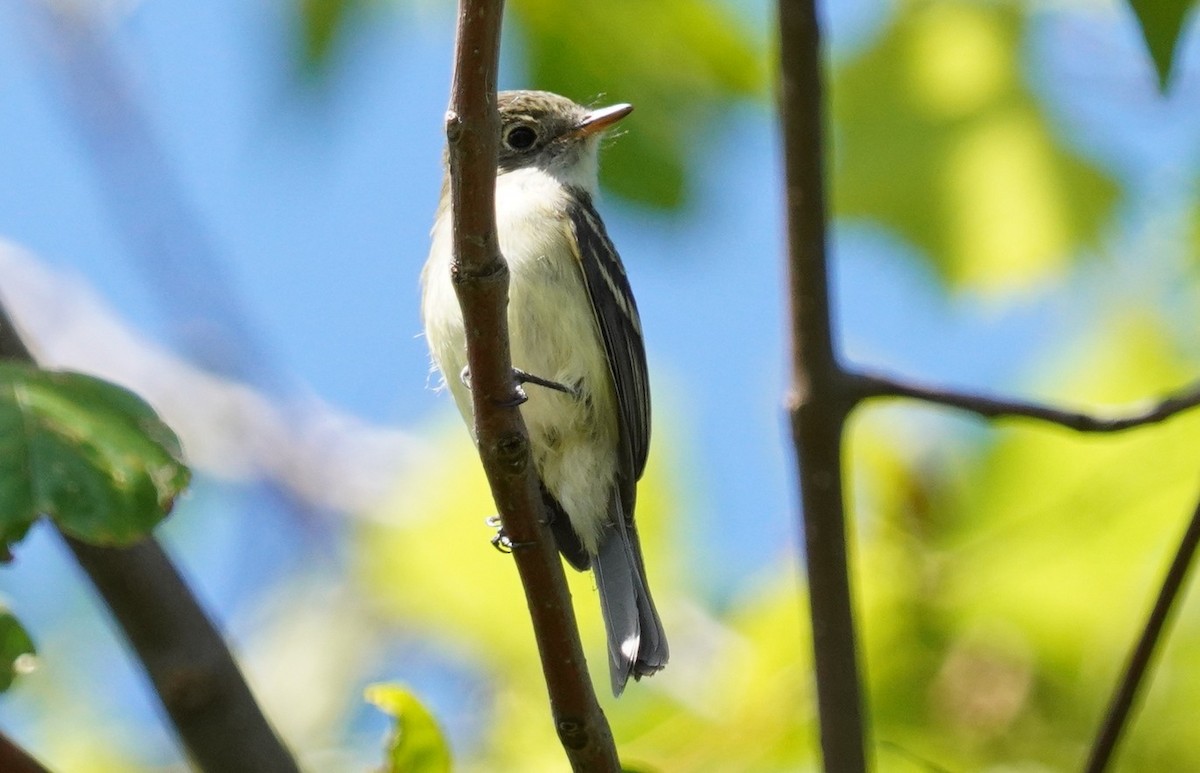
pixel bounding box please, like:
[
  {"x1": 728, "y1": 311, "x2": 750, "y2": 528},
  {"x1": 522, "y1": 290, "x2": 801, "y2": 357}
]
[{"x1": 569, "y1": 103, "x2": 634, "y2": 139}]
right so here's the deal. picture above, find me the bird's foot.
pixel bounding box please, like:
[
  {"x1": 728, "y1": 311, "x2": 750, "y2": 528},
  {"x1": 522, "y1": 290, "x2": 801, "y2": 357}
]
[
  {"x1": 460, "y1": 366, "x2": 576, "y2": 408},
  {"x1": 485, "y1": 515, "x2": 513, "y2": 554},
  {"x1": 485, "y1": 514, "x2": 537, "y2": 554}
]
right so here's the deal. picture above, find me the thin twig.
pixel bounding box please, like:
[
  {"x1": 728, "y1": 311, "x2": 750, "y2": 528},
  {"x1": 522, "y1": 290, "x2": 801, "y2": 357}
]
[
  {"x1": 855, "y1": 369, "x2": 1200, "y2": 770},
  {"x1": 1083, "y1": 496, "x2": 1200, "y2": 772},
  {"x1": 852, "y1": 371, "x2": 1200, "y2": 432},
  {"x1": 0, "y1": 302, "x2": 298, "y2": 773},
  {"x1": 778, "y1": 0, "x2": 868, "y2": 770},
  {"x1": 445, "y1": 1, "x2": 619, "y2": 770}
]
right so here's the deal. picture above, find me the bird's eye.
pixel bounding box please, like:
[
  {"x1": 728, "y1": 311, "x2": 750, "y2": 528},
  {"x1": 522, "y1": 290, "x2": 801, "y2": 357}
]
[{"x1": 504, "y1": 125, "x2": 538, "y2": 151}]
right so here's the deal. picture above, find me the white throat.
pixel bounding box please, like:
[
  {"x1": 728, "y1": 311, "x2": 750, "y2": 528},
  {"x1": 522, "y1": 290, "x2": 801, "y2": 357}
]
[{"x1": 511, "y1": 138, "x2": 602, "y2": 195}]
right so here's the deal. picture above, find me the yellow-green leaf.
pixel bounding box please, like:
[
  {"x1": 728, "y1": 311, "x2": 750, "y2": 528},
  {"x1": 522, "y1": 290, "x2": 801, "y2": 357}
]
[
  {"x1": 831, "y1": 2, "x2": 1119, "y2": 291},
  {"x1": 366, "y1": 683, "x2": 452, "y2": 773}
]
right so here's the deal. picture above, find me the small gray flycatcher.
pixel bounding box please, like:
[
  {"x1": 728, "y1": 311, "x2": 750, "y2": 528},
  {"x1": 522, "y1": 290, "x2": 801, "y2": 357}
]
[{"x1": 421, "y1": 90, "x2": 668, "y2": 696}]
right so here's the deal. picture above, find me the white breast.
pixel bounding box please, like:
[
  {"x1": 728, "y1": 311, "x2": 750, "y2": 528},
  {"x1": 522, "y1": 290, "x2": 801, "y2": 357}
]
[{"x1": 421, "y1": 166, "x2": 620, "y2": 553}]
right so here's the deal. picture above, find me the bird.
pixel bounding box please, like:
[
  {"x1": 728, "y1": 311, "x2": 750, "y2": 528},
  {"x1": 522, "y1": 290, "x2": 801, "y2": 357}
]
[{"x1": 421, "y1": 89, "x2": 668, "y2": 695}]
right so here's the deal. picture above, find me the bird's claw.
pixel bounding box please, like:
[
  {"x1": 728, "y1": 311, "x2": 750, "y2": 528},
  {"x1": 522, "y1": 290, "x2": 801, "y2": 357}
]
[
  {"x1": 486, "y1": 515, "x2": 515, "y2": 555},
  {"x1": 485, "y1": 514, "x2": 537, "y2": 553},
  {"x1": 495, "y1": 384, "x2": 529, "y2": 409}
]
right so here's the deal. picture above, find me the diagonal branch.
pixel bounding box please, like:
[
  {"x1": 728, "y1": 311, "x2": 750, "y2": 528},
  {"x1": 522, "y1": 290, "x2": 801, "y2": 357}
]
[
  {"x1": 852, "y1": 370, "x2": 1200, "y2": 432},
  {"x1": 1084, "y1": 495, "x2": 1200, "y2": 773},
  {"x1": 444, "y1": 1, "x2": 619, "y2": 770},
  {"x1": 0, "y1": 729, "x2": 50, "y2": 773},
  {"x1": 778, "y1": 0, "x2": 868, "y2": 770},
  {"x1": 0, "y1": 302, "x2": 298, "y2": 773}
]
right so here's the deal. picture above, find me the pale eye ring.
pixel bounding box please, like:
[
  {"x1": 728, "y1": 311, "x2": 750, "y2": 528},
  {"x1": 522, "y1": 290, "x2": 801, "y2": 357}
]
[{"x1": 504, "y1": 125, "x2": 538, "y2": 151}]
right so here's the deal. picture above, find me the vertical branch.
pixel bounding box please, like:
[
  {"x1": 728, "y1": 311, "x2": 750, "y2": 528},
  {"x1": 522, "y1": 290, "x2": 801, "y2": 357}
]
[
  {"x1": 1084, "y1": 496, "x2": 1200, "y2": 772},
  {"x1": 0, "y1": 302, "x2": 298, "y2": 773},
  {"x1": 778, "y1": 0, "x2": 868, "y2": 770},
  {"x1": 445, "y1": 1, "x2": 620, "y2": 770}
]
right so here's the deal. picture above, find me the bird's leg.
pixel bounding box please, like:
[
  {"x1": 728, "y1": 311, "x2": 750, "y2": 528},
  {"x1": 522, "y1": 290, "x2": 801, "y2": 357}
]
[
  {"x1": 485, "y1": 515, "x2": 536, "y2": 553},
  {"x1": 513, "y1": 368, "x2": 577, "y2": 396},
  {"x1": 459, "y1": 366, "x2": 577, "y2": 408}
]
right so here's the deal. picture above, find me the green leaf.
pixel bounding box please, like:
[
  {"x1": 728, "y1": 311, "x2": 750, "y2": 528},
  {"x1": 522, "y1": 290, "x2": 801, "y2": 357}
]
[
  {"x1": 1127, "y1": 0, "x2": 1195, "y2": 91},
  {"x1": 365, "y1": 683, "x2": 451, "y2": 773},
  {"x1": 831, "y1": 2, "x2": 1119, "y2": 291},
  {"x1": 509, "y1": 0, "x2": 765, "y2": 209},
  {"x1": 0, "y1": 363, "x2": 190, "y2": 549},
  {"x1": 0, "y1": 608, "x2": 35, "y2": 692}
]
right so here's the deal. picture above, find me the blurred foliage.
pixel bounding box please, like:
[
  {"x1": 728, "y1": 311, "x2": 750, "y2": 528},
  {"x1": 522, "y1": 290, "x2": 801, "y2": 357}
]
[
  {"x1": 361, "y1": 310, "x2": 1200, "y2": 770},
  {"x1": 0, "y1": 608, "x2": 34, "y2": 693},
  {"x1": 1126, "y1": 0, "x2": 1195, "y2": 90},
  {"x1": 830, "y1": 1, "x2": 1119, "y2": 291},
  {"x1": 365, "y1": 683, "x2": 452, "y2": 773},
  {"x1": 0, "y1": 364, "x2": 189, "y2": 549},
  {"x1": 297, "y1": 0, "x2": 369, "y2": 71},
  {"x1": 306, "y1": 2, "x2": 1200, "y2": 769},
  {"x1": 850, "y1": 312, "x2": 1200, "y2": 771},
  {"x1": 290, "y1": 0, "x2": 1126, "y2": 286},
  {"x1": 354, "y1": 418, "x2": 828, "y2": 771},
  {"x1": 294, "y1": 0, "x2": 763, "y2": 209},
  {"x1": 508, "y1": 0, "x2": 764, "y2": 208}
]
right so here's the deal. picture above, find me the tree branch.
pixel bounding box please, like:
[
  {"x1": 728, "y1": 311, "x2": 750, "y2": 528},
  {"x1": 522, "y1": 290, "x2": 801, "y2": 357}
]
[
  {"x1": 778, "y1": 0, "x2": 868, "y2": 770},
  {"x1": 0, "y1": 730, "x2": 50, "y2": 773},
  {"x1": 1083, "y1": 495, "x2": 1200, "y2": 772},
  {"x1": 852, "y1": 371, "x2": 1200, "y2": 432},
  {"x1": 445, "y1": 1, "x2": 619, "y2": 770},
  {"x1": 0, "y1": 302, "x2": 298, "y2": 773},
  {"x1": 61, "y1": 538, "x2": 299, "y2": 772}
]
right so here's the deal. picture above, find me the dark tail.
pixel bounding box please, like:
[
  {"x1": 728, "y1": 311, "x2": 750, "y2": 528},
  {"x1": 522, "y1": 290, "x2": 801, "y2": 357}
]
[
  {"x1": 592, "y1": 498, "x2": 668, "y2": 696},
  {"x1": 541, "y1": 483, "x2": 590, "y2": 571}
]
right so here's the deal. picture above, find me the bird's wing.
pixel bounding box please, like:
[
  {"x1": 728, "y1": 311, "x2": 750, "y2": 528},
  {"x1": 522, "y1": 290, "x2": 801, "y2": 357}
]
[{"x1": 564, "y1": 191, "x2": 651, "y2": 504}]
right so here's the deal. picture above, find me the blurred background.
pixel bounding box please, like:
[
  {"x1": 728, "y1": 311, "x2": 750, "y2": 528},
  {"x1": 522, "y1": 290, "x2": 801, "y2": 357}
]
[{"x1": 3, "y1": 0, "x2": 1200, "y2": 769}]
